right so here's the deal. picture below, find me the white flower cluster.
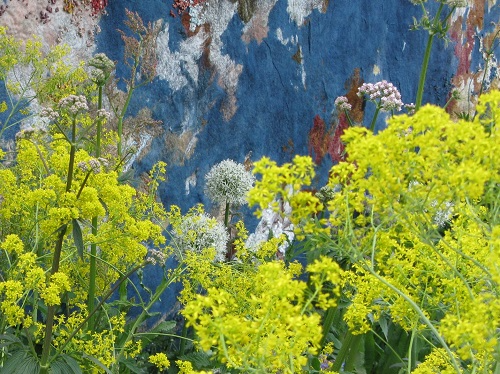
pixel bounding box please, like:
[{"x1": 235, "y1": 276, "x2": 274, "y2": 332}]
[
  {"x1": 88, "y1": 53, "x2": 115, "y2": 73},
  {"x1": 432, "y1": 201, "x2": 454, "y2": 228},
  {"x1": 77, "y1": 158, "x2": 107, "y2": 173},
  {"x1": 146, "y1": 248, "x2": 168, "y2": 266},
  {"x1": 358, "y1": 80, "x2": 404, "y2": 112},
  {"x1": 334, "y1": 96, "x2": 352, "y2": 111},
  {"x1": 96, "y1": 109, "x2": 111, "y2": 121},
  {"x1": 205, "y1": 159, "x2": 255, "y2": 206},
  {"x1": 89, "y1": 53, "x2": 114, "y2": 86},
  {"x1": 58, "y1": 95, "x2": 88, "y2": 115},
  {"x1": 172, "y1": 213, "x2": 229, "y2": 262},
  {"x1": 40, "y1": 107, "x2": 60, "y2": 121}
]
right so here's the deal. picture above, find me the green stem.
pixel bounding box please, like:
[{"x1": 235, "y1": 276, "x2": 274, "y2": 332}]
[
  {"x1": 343, "y1": 109, "x2": 354, "y2": 127},
  {"x1": 415, "y1": 33, "x2": 435, "y2": 111},
  {"x1": 331, "y1": 330, "x2": 354, "y2": 372},
  {"x1": 179, "y1": 321, "x2": 188, "y2": 356},
  {"x1": 96, "y1": 85, "x2": 103, "y2": 157},
  {"x1": 114, "y1": 266, "x2": 185, "y2": 370},
  {"x1": 51, "y1": 263, "x2": 145, "y2": 366},
  {"x1": 88, "y1": 84, "x2": 103, "y2": 331},
  {"x1": 369, "y1": 106, "x2": 381, "y2": 132},
  {"x1": 343, "y1": 334, "x2": 363, "y2": 372},
  {"x1": 415, "y1": 3, "x2": 447, "y2": 111},
  {"x1": 366, "y1": 266, "x2": 462, "y2": 373},
  {"x1": 39, "y1": 227, "x2": 67, "y2": 374},
  {"x1": 224, "y1": 201, "x2": 230, "y2": 228},
  {"x1": 40, "y1": 116, "x2": 77, "y2": 373},
  {"x1": 407, "y1": 329, "x2": 416, "y2": 374},
  {"x1": 117, "y1": 78, "x2": 136, "y2": 159},
  {"x1": 320, "y1": 307, "x2": 338, "y2": 346}
]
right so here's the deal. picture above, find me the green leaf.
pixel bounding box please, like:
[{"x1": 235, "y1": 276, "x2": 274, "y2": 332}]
[
  {"x1": 0, "y1": 350, "x2": 28, "y2": 373},
  {"x1": 179, "y1": 351, "x2": 212, "y2": 370},
  {"x1": 120, "y1": 358, "x2": 146, "y2": 374},
  {"x1": 72, "y1": 219, "x2": 84, "y2": 259},
  {"x1": 378, "y1": 314, "x2": 390, "y2": 340},
  {"x1": 1, "y1": 349, "x2": 40, "y2": 374},
  {"x1": 51, "y1": 354, "x2": 82, "y2": 374},
  {"x1": 81, "y1": 354, "x2": 112, "y2": 374},
  {"x1": 152, "y1": 320, "x2": 176, "y2": 333}
]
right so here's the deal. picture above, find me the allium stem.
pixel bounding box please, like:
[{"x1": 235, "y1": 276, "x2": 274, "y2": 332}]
[{"x1": 224, "y1": 201, "x2": 230, "y2": 228}]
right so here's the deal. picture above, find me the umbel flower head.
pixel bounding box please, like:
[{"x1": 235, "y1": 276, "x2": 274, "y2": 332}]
[
  {"x1": 205, "y1": 159, "x2": 255, "y2": 206},
  {"x1": 171, "y1": 212, "x2": 229, "y2": 262},
  {"x1": 358, "y1": 80, "x2": 404, "y2": 111}
]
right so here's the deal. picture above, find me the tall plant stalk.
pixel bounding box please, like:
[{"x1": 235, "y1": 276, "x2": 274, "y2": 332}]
[
  {"x1": 40, "y1": 117, "x2": 77, "y2": 374},
  {"x1": 87, "y1": 85, "x2": 103, "y2": 331}
]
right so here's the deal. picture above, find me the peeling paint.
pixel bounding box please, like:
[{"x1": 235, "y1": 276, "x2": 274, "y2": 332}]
[
  {"x1": 156, "y1": 24, "x2": 207, "y2": 91},
  {"x1": 286, "y1": 0, "x2": 328, "y2": 26},
  {"x1": 373, "y1": 64, "x2": 381, "y2": 76},
  {"x1": 241, "y1": 0, "x2": 278, "y2": 44},
  {"x1": 185, "y1": 171, "x2": 197, "y2": 195}
]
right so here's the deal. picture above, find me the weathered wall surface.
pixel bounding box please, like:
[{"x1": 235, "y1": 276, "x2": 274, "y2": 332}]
[
  {"x1": 1, "y1": 0, "x2": 499, "y2": 316},
  {"x1": 94, "y1": 0, "x2": 500, "y2": 219}
]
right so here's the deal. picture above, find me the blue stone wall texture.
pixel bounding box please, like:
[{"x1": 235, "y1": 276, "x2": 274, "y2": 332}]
[
  {"x1": 94, "y1": 0, "x2": 499, "y2": 223},
  {"x1": 1, "y1": 0, "x2": 499, "y2": 317}
]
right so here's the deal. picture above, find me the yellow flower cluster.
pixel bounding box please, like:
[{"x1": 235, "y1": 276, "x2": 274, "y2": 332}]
[
  {"x1": 248, "y1": 155, "x2": 328, "y2": 239},
  {"x1": 149, "y1": 352, "x2": 170, "y2": 371},
  {"x1": 245, "y1": 91, "x2": 500, "y2": 371},
  {"x1": 181, "y1": 251, "x2": 344, "y2": 372}
]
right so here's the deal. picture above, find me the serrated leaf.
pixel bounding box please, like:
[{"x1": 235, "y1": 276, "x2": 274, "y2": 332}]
[
  {"x1": 378, "y1": 315, "x2": 389, "y2": 340},
  {"x1": 57, "y1": 354, "x2": 83, "y2": 374},
  {"x1": 120, "y1": 358, "x2": 145, "y2": 374},
  {"x1": 179, "y1": 351, "x2": 212, "y2": 369},
  {"x1": 72, "y1": 219, "x2": 84, "y2": 259},
  {"x1": 0, "y1": 350, "x2": 28, "y2": 373},
  {"x1": 152, "y1": 320, "x2": 176, "y2": 333},
  {"x1": 82, "y1": 354, "x2": 112, "y2": 374},
  {"x1": 1, "y1": 349, "x2": 40, "y2": 374}
]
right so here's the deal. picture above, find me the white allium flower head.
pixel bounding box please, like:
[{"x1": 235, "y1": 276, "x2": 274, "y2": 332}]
[
  {"x1": 205, "y1": 159, "x2": 255, "y2": 206},
  {"x1": 172, "y1": 212, "x2": 229, "y2": 262}
]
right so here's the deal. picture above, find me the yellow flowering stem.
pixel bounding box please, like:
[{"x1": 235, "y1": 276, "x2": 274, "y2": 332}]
[
  {"x1": 88, "y1": 83, "x2": 104, "y2": 331},
  {"x1": 40, "y1": 226, "x2": 68, "y2": 374},
  {"x1": 114, "y1": 265, "x2": 186, "y2": 368},
  {"x1": 365, "y1": 266, "x2": 462, "y2": 373},
  {"x1": 41, "y1": 117, "x2": 79, "y2": 373},
  {"x1": 0, "y1": 74, "x2": 32, "y2": 139},
  {"x1": 51, "y1": 262, "x2": 146, "y2": 366}
]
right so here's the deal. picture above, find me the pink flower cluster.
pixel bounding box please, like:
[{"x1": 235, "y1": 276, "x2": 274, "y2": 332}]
[
  {"x1": 58, "y1": 95, "x2": 88, "y2": 115},
  {"x1": 357, "y1": 80, "x2": 404, "y2": 111},
  {"x1": 334, "y1": 96, "x2": 352, "y2": 112}
]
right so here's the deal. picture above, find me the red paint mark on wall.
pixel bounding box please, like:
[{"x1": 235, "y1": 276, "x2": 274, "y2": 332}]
[
  {"x1": 328, "y1": 112, "x2": 350, "y2": 163},
  {"x1": 308, "y1": 115, "x2": 328, "y2": 164}
]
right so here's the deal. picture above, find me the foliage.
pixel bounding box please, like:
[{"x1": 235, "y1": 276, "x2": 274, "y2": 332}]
[{"x1": 1, "y1": 1, "x2": 500, "y2": 373}]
